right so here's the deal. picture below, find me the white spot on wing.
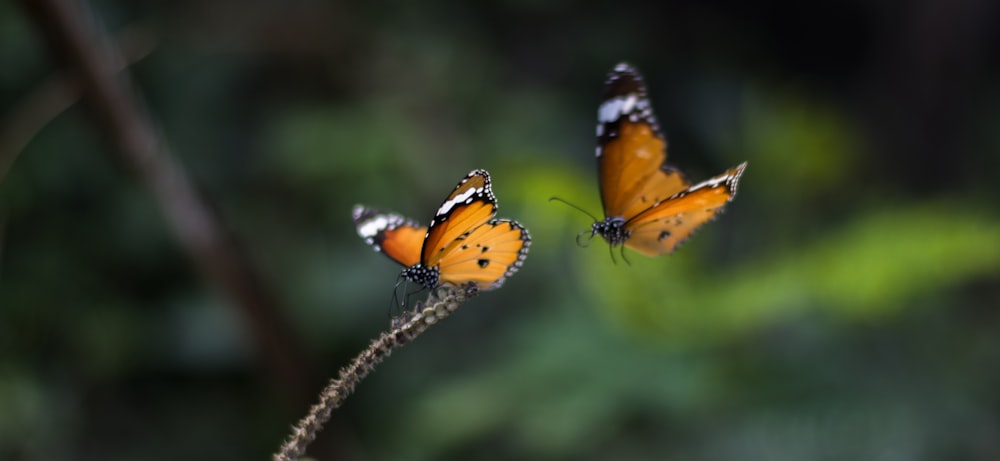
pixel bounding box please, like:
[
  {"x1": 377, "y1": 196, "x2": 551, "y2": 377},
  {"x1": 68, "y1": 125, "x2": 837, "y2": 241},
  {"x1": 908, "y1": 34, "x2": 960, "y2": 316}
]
[
  {"x1": 598, "y1": 95, "x2": 643, "y2": 123},
  {"x1": 661, "y1": 166, "x2": 745, "y2": 203},
  {"x1": 437, "y1": 187, "x2": 481, "y2": 216},
  {"x1": 357, "y1": 215, "x2": 392, "y2": 239},
  {"x1": 598, "y1": 97, "x2": 624, "y2": 123},
  {"x1": 689, "y1": 173, "x2": 732, "y2": 191},
  {"x1": 621, "y1": 94, "x2": 637, "y2": 114},
  {"x1": 351, "y1": 205, "x2": 365, "y2": 220}
]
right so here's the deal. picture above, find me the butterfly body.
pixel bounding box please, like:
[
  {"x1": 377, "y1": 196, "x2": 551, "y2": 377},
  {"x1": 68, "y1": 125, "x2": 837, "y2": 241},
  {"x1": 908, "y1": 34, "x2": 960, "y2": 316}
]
[
  {"x1": 592, "y1": 216, "x2": 629, "y2": 247},
  {"x1": 589, "y1": 63, "x2": 747, "y2": 256},
  {"x1": 399, "y1": 265, "x2": 440, "y2": 290},
  {"x1": 353, "y1": 169, "x2": 530, "y2": 291}
]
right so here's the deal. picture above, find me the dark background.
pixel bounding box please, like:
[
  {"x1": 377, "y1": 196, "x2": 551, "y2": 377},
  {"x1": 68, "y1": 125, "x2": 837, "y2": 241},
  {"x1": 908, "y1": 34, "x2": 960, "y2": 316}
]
[{"x1": 2, "y1": 0, "x2": 1000, "y2": 459}]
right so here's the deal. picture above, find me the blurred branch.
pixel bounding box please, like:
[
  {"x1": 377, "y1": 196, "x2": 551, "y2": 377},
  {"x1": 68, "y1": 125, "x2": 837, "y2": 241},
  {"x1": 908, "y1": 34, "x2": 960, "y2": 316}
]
[
  {"x1": 274, "y1": 284, "x2": 478, "y2": 461},
  {"x1": 0, "y1": 26, "x2": 156, "y2": 186},
  {"x1": 19, "y1": 0, "x2": 313, "y2": 399}
]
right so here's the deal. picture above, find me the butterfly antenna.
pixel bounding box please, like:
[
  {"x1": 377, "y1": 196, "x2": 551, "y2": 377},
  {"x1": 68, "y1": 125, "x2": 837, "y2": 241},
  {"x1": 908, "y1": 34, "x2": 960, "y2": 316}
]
[{"x1": 549, "y1": 196, "x2": 599, "y2": 222}]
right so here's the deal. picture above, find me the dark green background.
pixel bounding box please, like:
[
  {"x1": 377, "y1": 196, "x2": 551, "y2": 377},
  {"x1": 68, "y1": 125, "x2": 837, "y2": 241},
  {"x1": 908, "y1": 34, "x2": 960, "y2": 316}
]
[{"x1": 2, "y1": 0, "x2": 1000, "y2": 459}]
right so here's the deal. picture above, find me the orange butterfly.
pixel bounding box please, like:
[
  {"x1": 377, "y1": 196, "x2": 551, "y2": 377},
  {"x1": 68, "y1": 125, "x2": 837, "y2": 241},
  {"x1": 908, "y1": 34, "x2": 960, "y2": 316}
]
[
  {"x1": 586, "y1": 63, "x2": 747, "y2": 257},
  {"x1": 353, "y1": 169, "x2": 530, "y2": 290}
]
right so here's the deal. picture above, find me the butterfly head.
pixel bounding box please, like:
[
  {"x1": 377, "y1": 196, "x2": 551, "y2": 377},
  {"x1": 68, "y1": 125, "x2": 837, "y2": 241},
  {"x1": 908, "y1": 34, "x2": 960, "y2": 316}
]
[
  {"x1": 592, "y1": 216, "x2": 630, "y2": 247},
  {"x1": 400, "y1": 264, "x2": 441, "y2": 290}
]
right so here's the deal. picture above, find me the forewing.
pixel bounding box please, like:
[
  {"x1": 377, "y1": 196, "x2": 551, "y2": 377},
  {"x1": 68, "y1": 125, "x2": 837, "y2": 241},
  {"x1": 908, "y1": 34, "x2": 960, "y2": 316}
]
[
  {"x1": 624, "y1": 162, "x2": 746, "y2": 256},
  {"x1": 437, "y1": 220, "x2": 531, "y2": 290},
  {"x1": 597, "y1": 63, "x2": 689, "y2": 220},
  {"x1": 422, "y1": 170, "x2": 497, "y2": 266},
  {"x1": 352, "y1": 205, "x2": 426, "y2": 267}
]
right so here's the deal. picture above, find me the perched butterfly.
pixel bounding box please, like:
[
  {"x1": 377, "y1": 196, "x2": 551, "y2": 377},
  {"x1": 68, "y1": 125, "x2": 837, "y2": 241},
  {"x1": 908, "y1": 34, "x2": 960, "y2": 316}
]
[
  {"x1": 353, "y1": 169, "x2": 530, "y2": 291},
  {"x1": 584, "y1": 62, "x2": 747, "y2": 257}
]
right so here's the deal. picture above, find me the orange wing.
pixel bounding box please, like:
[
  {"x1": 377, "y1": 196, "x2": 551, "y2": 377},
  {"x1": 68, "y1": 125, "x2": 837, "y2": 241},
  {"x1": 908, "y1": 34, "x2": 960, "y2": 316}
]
[
  {"x1": 422, "y1": 170, "x2": 497, "y2": 267},
  {"x1": 597, "y1": 63, "x2": 689, "y2": 220},
  {"x1": 352, "y1": 205, "x2": 426, "y2": 267},
  {"x1": 436, "y1": 219, "x2": 531, "y2": 290},
  {"x1": 624, "y1": 162, "x2": 746, "y2": 256}
]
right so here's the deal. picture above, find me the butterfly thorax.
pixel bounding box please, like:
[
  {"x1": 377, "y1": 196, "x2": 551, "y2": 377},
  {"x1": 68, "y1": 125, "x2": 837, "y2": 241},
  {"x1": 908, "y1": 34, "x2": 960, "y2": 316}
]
[
  {"x1": 593, "y1": 216, "x2": 630, "y2": 246},
  {"x1": 401, "y1": 264, "x2": 441, "y2": 289}
]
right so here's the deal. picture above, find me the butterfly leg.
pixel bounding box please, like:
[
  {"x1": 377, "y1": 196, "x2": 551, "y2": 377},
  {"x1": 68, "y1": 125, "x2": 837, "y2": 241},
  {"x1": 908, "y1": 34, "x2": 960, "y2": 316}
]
[
  {"x1": 390, "y1": 276, "x2": 428, "y2": 321},
  {"x1": 403, "y1": 282, "x2": 431, "y2": 315},
  {"x1": 389, "y1": 276, "x2": 409, "y2": 326}
]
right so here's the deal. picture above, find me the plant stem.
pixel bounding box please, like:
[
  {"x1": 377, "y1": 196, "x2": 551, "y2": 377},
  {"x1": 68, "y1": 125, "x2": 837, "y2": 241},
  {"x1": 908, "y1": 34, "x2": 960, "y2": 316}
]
[{"x1": 274, "y1": 284, "x2": 477, "y2": 461}]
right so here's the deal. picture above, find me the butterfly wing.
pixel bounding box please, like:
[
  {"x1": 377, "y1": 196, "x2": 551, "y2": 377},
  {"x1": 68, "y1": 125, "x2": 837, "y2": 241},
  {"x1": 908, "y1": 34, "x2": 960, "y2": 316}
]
[
  {"x1": 623, "y1": 162, "x2": 746, "y2": 256},
  {"x1": 422, "y1": 169, "x2": 498, "y2": 267},
  {"x1": 597, "y1": 63, "x2": 690, "y2": 221},
  {"x1": 436, "y1": 219, "x2": 531, "y2": 290},
  {"x1": 352, "y1": 205, "x2": 426, "y2": 267}
]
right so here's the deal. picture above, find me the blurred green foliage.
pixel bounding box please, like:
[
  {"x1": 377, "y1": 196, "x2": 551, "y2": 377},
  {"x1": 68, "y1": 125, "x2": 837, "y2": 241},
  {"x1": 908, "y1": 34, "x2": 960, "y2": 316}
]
[
  {"x1": 589, "y1": 202, "x2": 1000, "y2": 341},
  {"x1": 2, "y1": 0, "x2": 1000, "y2": 460}
]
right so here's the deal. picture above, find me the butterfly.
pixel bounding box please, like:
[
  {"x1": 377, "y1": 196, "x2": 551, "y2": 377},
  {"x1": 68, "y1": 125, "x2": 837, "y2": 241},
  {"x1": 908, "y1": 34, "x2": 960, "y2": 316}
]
[
  {"x1": 585, "y1": 62, "x2": 747, "y2": 258},
  {"x1": 353, "y1": 169, "x2": 530, "y2": 291}
]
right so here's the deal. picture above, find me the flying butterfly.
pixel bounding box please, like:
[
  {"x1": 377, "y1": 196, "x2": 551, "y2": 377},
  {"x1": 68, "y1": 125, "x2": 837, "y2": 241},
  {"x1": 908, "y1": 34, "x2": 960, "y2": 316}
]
[
  {"x1": 353, "y1": 169, "x2": 530, "y2": 291},
  {"x1": 579, "y1": 62, "x2": 747, "y2": 258}
]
